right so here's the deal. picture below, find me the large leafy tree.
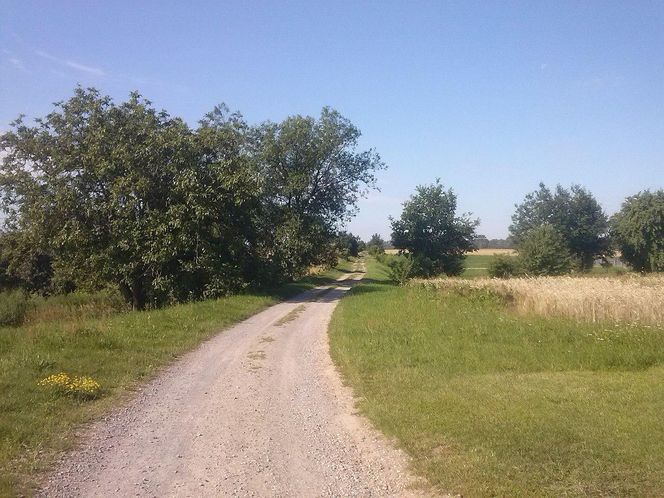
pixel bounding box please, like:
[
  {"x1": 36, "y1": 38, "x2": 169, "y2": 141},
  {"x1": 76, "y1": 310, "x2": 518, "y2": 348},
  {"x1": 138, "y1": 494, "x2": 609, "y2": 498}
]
[
  {"x1": 510, "y1": 183, "x2": 609, "y2": 270},
  {"x1": 0, "y1": 88, "x2": 385, "y2": 306},
  {"x1": 391, "y1": 181, "x2": 478, "y2": 276},
  {"x1": 611, "y1": 190, "x2": 664, "y2": 272},
  {"x1": 0, "y1": 88, "x2": 259, "y2": 308},
  {"x1": 252, "y1": 107, "x2": 385, "y2": 278}
]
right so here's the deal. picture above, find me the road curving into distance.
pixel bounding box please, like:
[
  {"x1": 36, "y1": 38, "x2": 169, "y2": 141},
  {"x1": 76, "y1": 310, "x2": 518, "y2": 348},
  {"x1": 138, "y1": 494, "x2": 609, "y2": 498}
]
[{"x1": 39, "y1": 261, "x2": 430, "y2": 497}]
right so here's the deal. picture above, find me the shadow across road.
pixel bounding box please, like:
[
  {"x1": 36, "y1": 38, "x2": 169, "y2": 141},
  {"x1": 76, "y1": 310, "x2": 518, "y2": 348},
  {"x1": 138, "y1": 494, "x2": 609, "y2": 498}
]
[{"x1": 286, "y1": 278, "x2": 392, "y2": 304}]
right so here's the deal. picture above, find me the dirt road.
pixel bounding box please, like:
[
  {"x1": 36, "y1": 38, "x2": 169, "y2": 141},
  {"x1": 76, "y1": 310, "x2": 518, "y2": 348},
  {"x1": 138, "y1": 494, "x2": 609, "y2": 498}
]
[{"x1": 40, "y1": 264, "x2": 425, "y2": 497}]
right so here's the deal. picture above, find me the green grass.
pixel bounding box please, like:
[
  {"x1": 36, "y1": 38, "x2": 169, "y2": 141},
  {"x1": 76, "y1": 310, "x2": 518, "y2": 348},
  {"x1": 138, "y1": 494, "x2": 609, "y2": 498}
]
[
  {"x1": 462, "y1": 254, "x2": 500, "y2": 277},
  {"x1": 0, "y1": 268, "x2": 341, "y2": 497},
  {"x1": 329, "y1": 278, "x2": 664, "y2": 496},
  {"x1": 364, "y1": 256, "x2": 392, "y2": 282}
]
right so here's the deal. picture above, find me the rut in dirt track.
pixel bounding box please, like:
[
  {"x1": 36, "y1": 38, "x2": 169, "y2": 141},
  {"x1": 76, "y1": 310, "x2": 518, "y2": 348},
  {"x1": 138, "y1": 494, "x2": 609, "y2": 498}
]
[{"x1": 39, "y1": 262, "x2": 427, "y2": 497}]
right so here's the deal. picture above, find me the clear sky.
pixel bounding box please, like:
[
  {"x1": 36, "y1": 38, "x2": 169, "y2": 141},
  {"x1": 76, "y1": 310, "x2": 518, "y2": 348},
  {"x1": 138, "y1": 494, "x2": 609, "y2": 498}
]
[{"x1": 1, "y1": 1, "x2": 662, "y2": 240}]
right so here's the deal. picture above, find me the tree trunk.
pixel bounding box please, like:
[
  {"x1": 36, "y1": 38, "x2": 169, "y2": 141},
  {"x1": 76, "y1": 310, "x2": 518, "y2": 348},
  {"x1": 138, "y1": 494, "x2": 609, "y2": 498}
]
[
  {"x1": 131, "y1": 277, "x2": 145, "y2": 310},
  {"x1": 119, "y1": 278, "x2": 146, "y2": 310}
]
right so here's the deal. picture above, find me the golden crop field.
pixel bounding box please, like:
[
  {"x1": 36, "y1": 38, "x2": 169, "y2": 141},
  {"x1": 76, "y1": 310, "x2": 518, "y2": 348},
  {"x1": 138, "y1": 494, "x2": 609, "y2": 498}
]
[
  {"x1": 471, "y1": 248, "x2": 517, "y2": 256},
  {"x1": 414, "y1": 274, "x2": 664, "y2": 326}
]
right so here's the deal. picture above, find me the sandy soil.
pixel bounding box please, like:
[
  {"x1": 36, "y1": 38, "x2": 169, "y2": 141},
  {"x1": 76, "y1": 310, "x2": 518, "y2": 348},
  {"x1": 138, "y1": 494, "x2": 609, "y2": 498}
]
[{"x1": 39, "y1": 263, "x2": 430, "y2": 497}]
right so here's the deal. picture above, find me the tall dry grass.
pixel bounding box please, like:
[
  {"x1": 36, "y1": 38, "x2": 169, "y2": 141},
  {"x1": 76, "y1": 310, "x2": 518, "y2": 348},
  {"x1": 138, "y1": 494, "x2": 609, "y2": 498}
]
[{"x1": 414, "y1": 274, "x2": 664, "y2": 326}]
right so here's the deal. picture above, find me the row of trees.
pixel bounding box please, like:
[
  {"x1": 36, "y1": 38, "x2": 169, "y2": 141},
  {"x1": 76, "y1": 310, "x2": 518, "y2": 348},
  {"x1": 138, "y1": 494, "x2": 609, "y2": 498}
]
[
  {"x1": 0, "y1": 88, "x2": 385, "y2": 308},
  {"x1": 509, "y1": 184, "x2": 663, "y2": 275},
  {"x1": 387, "y1": 180, "x2": 662, "y2": 278},
  {"x1": 335, "y1": 232, "x2": 386, "y2": 258}
]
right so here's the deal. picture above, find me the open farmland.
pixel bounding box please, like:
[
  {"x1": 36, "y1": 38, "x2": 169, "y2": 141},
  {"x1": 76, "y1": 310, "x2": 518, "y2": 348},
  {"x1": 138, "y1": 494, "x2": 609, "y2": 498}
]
[
  {"x1": 329, "y1": 259, "x2": 664, "y2": 496},
  {"x1": 472, "y1": 248, "x2": 517, "y2": 256},
  {"x1": 415, "y1": 274, "x2": 664, "y2": 326}
]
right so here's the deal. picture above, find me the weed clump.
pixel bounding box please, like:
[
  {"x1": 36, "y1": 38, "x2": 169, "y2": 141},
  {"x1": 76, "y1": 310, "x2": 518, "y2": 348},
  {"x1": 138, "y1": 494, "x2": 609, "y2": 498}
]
[{"x1": 0, "y1": 291, "x2": 29, "y2": 326}]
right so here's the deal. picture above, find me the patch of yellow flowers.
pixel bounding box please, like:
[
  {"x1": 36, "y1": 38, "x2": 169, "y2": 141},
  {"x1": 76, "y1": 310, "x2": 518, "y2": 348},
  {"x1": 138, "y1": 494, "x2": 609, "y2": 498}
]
[{"x1": 38, "y1": 372, "x2": 101, "y2": 400}]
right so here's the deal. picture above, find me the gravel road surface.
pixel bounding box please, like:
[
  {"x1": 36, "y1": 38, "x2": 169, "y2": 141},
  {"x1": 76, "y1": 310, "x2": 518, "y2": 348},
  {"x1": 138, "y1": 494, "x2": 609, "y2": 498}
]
[{"x1": 39, "y1": 264, "x2": 428, "y2": 497}]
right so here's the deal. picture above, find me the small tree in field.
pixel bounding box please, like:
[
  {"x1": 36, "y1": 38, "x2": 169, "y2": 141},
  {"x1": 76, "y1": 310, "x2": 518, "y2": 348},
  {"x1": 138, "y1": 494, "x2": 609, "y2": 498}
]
[
  {"x1": 611, "y1": 190, "x2": 664, "y2": 272},
  {"x1": 387, "y1": 254, "x2": 414, "y2": 285},
  {"x1": 390, "y1": 181, "x2": 478, "y2": 276},
  {"x1": 518, "y1": 225, "x2": 573, "y2": 276}
]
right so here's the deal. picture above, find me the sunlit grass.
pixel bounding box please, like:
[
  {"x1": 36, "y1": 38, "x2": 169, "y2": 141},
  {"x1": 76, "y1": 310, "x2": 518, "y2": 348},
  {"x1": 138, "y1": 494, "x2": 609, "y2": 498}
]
[
  {"x1": 329, "y1": 280, "x2": 664, "y2": 496},
  {"x1": 0, "y1": 270, "x2": 340, "y2": 496}
]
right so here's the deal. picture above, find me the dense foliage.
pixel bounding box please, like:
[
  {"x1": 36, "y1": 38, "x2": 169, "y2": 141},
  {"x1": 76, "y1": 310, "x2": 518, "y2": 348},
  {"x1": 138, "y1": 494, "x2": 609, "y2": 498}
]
[
  {"x1": 611, "y1": 190, "x2": 664, "y2": 272},
  {"x1": 487, "y1": 255, "x2": 522, "y2": 279},
  {"x1": 390, "y1": 181, "x2": 478, "y2": 276},
  {"x1": 0, "y1": 88, "x2": 384, "y2": 308},
  {"x1": 518, "y1": 225, "x2": 574, "y2": 276},
  {"x1": 386, "y1": 254, "x2": 414, "y2": 285},
  {"x1": 510, "y1": 183, "x2": 609, "y2": 270},
  {"x1": 336, "y1": 231, "x2": 362, "y2": 258}
]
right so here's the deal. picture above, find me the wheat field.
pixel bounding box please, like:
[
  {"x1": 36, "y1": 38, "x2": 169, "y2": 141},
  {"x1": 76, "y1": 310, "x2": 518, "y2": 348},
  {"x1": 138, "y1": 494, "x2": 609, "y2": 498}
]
[{"x1": 414, "y1": 274, "x2": 664, "y2": 326}]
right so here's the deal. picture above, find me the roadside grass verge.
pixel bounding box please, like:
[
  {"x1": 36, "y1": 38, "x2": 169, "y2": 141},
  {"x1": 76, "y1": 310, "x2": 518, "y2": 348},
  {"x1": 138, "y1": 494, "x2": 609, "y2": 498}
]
[
  {"x1": 329, "y1": 281, "x2": 664, "y2": 496},
  {"x1": 363, "y1": 256, "x2": 392, "y2": 282},
  {"x1": 0, "y1": 268, "x2": 341, "y2": 497}
]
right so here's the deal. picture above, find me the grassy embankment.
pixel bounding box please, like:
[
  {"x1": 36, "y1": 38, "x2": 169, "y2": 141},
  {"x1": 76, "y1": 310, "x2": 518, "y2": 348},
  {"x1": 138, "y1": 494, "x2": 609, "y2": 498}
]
[
  {"x1": 329, "y1": 258, "x2": 664, "y2": 496},
  {"x1": 0, "y1": 266, "x2": 346, "y2": 497}
]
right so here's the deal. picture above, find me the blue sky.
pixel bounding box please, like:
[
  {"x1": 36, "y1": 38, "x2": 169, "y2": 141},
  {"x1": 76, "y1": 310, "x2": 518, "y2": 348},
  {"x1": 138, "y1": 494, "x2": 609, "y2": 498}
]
[{"x1": 1, "y1": 1, "x2": 662, "y2": 240}]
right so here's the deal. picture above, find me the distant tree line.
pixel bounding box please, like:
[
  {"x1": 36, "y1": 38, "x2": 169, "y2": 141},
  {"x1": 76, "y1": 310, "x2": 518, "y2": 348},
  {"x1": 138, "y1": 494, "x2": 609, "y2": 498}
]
[
  {"x1": 0, "y1": 87, "x2": 385, "y2": 308},
  {"x1": 472, "y1": 236, "x2": 514, "y2": 250},
  {"x1": 493, "y1": 183, "x2": 663, "y2": 277},
  {"x1": 387, "y1": 180, "x2": 662, "y2": 281}
]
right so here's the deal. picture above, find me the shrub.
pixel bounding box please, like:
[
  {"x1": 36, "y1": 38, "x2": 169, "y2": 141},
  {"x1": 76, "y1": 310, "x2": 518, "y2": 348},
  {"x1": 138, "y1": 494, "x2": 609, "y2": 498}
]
[
  {"x1": 518, "y1": 225, "x2": 573, "y2": 276},
  {"x1": 388, "y1": 255, "x2": 414, "y2": 285},
  {"x1": 411, "y1": 254, "x2": 435, "y2": 277},
  {"x1": 0, "y1": 291, "x2": 29, "y2": 326},
  {"x1": 488, "y1": 255, "x2": 522, "y2": 278},
  {"x1": 375, "y1": 252, "x2": 388, "y2": 264},
  {"x1": 368, "y1": 244, "x2": 385, "y2": 256}
]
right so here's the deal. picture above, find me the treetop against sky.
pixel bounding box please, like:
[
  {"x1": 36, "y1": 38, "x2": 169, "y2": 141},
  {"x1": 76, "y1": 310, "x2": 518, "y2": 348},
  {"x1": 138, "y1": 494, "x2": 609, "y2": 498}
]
[{"x1": 1, "y1": 0, "x2": 662, "y2": 239}]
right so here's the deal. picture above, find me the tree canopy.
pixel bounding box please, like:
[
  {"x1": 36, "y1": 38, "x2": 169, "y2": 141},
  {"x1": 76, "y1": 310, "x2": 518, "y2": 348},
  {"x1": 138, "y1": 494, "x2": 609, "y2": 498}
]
[
  {"x1": 390, "y1": 181, "x2": 478, "y2": 276},
  {"x1": 611, "y1": 190, "x2": 664, "y2": 272},
  {"x1": 0, "y1": 88, "x2": 384, "y2": 307},
  {"x1": 518, "y1": 225, "x2": 574, "y2": 276},
  {"x1": 510, "y1": 183, "x2": 609, "y2": 270},
  {"x1": 336, "y1": 231, "x2": 362, "y2": 258}
]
